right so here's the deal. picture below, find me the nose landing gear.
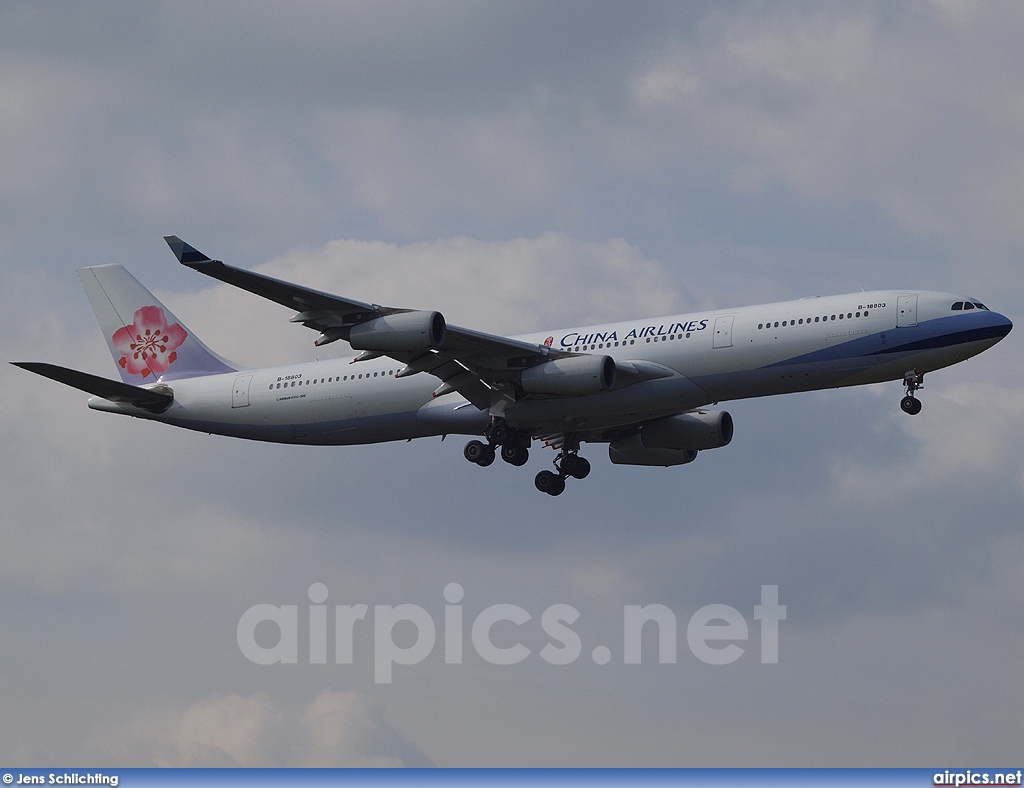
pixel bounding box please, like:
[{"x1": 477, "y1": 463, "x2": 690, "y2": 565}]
[{"x1": 901, "y1": 370, "x2": 924, "y2": 415}]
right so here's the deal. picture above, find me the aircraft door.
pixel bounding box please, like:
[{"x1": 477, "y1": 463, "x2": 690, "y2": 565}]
[
  {"x1": 231, "y1": 374, "x2": 252, "y2": 407},
  {"x1": 713, "y1": 315, "x2": 735, "y2": 348},
  {"x1": 897, "y1": 295, "x2": 918, "y2": 327}
]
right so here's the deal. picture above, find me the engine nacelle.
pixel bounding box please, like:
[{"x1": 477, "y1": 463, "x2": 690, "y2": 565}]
[
  {"x1": 640, "y1": 410, "x2": 733, "y2": 451},
  {"x1": 349, "y1": 311, "x2": 446, "y2": 352},
  {"x1": 608, "y1": 434, "x2": 698, "y2": 467},
  {"x1": 520, "y1": 355, "x2": 616, "y2": 396}
]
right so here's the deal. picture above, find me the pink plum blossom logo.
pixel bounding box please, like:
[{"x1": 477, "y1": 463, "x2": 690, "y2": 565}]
[
  {"x1": 112, "y1": 306, "x2": 187, "y2": 378},
  {"x1": 543, "y1": 336, "x2": 554, "y2": 347}
]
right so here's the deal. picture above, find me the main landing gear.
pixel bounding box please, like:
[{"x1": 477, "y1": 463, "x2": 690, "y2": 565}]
[
  {"x1": 463, "y1": 419, "x2": 530, "y2": 469},
  {"x1": 464, "y1": 420, "x2": 591, "y2": 496},
  {"x1": 534, "y1": 450, "x2": 591, "y2": 497},
  {"x1": 900, "y1": 370, "x2": 924, "y2": 415}
]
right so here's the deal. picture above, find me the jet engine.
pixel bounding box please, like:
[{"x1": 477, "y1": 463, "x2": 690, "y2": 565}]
[
  {"x1": 640, "y1": 410, "x2": 733, "y2": 451},
  {"x1": 348, "y1": 311, "x2": 446, "y2": 352},
  {"x1": 520, "y1": 355, "x2": 616, "y2": 396},
  {"x1": 607, "y1": 411, "x2": 733, "y2": 466},
  {"x1": 608, "y1": 434, "x2": 698, "y2": 467}
]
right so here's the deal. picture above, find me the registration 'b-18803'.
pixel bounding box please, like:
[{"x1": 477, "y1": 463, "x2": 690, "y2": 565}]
[{"x1": 13, "y1": 237, "x2": 1013, "y2": 496}]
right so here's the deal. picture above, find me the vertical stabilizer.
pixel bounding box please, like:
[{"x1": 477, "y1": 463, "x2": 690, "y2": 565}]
[{"x1": 79, "y1": 264, "x2": 240, "y2": 383}]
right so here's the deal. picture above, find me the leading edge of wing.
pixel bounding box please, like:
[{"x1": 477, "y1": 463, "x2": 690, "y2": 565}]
[{"x1": 163, "y1": 236, "x2": 382, "y2": 319}]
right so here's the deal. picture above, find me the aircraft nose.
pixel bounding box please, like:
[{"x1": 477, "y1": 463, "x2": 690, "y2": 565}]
[{"x1": 991, "y1": 311, "x2": 1013, "y2": 340}]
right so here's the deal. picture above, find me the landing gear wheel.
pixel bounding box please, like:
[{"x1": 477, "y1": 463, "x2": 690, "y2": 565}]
[
  {"x1": 900, "y1": 395, "x2": 922, "y2": 415},
  {"x1": 534, "y1": 470, "x2": 566, "y2": 496},
  {"x1": 557, "y1": 453, "x2": 591, "y2": 480},
  {"x1": 568, "y1": 456, "x2": 591, "y2": 480},
  {"x1": 501, "y1": 445, "x2": 530, "y2": 466},
  {"x1": 464, "y1": 440, "x2": 495, "y2": 466},
  {"x1": 488, "y1": 422, "x2": 510, "y2": 445}
]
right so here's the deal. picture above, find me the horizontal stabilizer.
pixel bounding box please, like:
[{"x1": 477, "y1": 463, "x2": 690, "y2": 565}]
[{"x1": 11, "y1": 362, "x2": 173, "y2": 412}]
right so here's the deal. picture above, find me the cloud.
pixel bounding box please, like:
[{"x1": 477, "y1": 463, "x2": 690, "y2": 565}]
[
  {"x1": 316, "y1": 109, "x2": 568, "y2": 234},
  {"x1": 830, "y1": 381, "x2": 1024, "y2": 501},
  {"x1": 629, "y1": 4, "x2": 1024, "y2": 272},
  {"x1": 110, "y1": 689, "x2": 432, "y2": 767},
  {"x1": 0, "y1": 57, "x2": 111, "y2": 199}
]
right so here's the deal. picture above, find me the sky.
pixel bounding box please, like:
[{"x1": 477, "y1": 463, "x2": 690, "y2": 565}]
[{"x1": 1, "y1": 0, "x2": 1023, "y2": 767}]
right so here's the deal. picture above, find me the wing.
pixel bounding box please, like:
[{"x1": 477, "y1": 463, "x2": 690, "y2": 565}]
[{"x1": 165, "y1": 237, "x2": 575, "y2": 409}]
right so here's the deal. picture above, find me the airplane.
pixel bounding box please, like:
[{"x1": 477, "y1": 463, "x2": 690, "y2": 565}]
[{"x1": 12, "y1": 236, "x2": 1013, "y2": 496}]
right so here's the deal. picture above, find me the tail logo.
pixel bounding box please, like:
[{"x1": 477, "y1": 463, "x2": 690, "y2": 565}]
[{"x1": 112, "y1": 306, "x2": 188, "y2": 378}]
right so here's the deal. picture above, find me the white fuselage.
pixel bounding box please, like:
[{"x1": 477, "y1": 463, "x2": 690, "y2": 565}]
[{"x1": 88, "y1": 289, "x2": 1012, "y2": 446}]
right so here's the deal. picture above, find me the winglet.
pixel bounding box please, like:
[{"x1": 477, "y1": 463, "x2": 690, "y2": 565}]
[{"x1": 164, "y1": 235, "x2": 216, "y2": 266}]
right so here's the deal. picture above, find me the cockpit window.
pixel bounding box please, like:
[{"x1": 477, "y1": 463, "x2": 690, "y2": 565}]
[
  {"x1": 973, "y1": 302, "x2": 989, "y2": 311},
  {"x1": 963, "y1": 302, "x2": 975, "y2": 310},
  {"x1": 951, "y1": 302, "x2": 964, "y2": 310}
]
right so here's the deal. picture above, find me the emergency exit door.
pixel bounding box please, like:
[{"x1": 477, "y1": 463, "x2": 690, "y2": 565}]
[
  {"x1": 713, "y1": 315, "x2": 735, "y2": 348},
  {"x1": 231, "y1": 375, "x2": 252, "y2": 407},
  {"x1": 897, "y1": 295, "x2": 918, "y2": 327}
]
